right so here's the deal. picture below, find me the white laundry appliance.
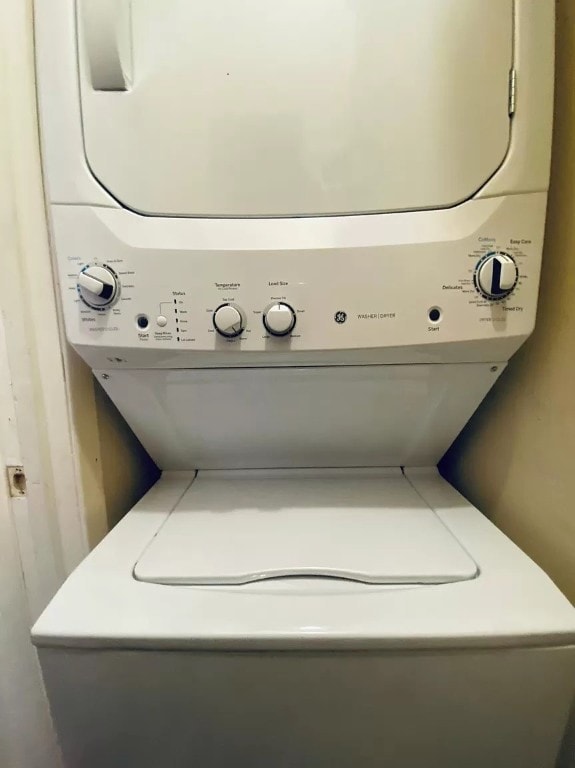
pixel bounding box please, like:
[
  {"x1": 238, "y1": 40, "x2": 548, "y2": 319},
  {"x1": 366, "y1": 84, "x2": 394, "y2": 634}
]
[{"x1": 32, "y1": 1, "x2": 575, "y2": 767}]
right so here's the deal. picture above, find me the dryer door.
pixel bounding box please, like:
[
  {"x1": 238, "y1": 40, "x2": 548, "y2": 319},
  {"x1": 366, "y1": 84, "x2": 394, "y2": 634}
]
[{"x1": 77, "y1": 0, "x2": 513, "y2": 217}]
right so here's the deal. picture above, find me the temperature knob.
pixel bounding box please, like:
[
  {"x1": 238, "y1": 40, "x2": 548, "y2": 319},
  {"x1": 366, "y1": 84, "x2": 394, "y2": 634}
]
[
  {"x1": 213, "y1": 303, "x2": 246, "y2": 338},
  {"x1": 77, "y1": 265, "x2": 119, "y2": 309},
  {"x1": 263, "y1": 302, "x2": 297, "y2": 337},
  {"x1": 474, "y1": 252, "x2": 518, "y2": 300}
]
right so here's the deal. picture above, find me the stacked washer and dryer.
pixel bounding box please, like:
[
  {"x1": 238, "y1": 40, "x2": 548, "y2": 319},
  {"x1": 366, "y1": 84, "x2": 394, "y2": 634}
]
[{"x1": 32, "y1": 2, "x2": 575, "y2": 767}]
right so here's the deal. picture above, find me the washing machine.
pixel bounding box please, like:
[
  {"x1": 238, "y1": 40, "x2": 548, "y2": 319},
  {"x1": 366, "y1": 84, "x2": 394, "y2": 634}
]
[{"x1": 32, "y1": 1, "x2": 575, "y2": 767}]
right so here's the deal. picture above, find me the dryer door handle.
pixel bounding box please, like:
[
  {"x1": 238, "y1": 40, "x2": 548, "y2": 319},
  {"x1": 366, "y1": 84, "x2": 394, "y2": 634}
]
[{"x1": 81, "y1": 0, "x2": 132, "y2": 91}]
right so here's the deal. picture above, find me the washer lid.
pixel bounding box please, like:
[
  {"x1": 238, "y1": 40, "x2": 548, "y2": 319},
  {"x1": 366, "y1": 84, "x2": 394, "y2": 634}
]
[
  {"x1": 134, "y1": 470, "x2": 478, "y2": 585},
  {"x1": 78, "y1": 0, "x2": 513, "y2": 217}
]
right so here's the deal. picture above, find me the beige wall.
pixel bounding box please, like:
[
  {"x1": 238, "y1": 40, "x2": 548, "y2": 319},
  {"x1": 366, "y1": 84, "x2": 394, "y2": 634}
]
[
  {"x1": 66, "y1": 349, "x2": 159, "y2": 546},
  {"x1": 442, "y1": 0, "x2": 575, "y2": 605},
  {"x1": 93, "y1": 379, "x2": 160, "y2": 532}
]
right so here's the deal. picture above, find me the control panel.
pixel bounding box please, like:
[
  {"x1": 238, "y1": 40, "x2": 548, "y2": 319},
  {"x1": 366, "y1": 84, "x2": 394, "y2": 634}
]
[{"x1": 53, "y1": 192, "x2": 545, "y2": 366}]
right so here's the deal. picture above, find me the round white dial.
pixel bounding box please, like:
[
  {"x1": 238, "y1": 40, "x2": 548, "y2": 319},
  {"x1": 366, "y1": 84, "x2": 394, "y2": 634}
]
[
  {"x1": 213, "y1": 304, "x2": 246, "y2": 338},
  {"x1": 263, "y1": 302, "x2": 297, "y2": 337},
  {"x1": 77, "y1": 265, "x2": 119, "y2": 309},
  {"x1": 475, "y1": 252, "x2": 518, "y2": 300}
]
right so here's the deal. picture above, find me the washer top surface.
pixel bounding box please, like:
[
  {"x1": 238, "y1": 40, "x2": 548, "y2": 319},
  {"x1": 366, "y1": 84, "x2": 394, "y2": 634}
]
[
  {"x1": 32, "y1": 469, "x2": 575, "y2": 651},
  {"x1": 78, "y1": 0, "x2": 513, "y2": 217},
  {"x1": 134, "y1": 471, "x2": 477, "y2": 585}
]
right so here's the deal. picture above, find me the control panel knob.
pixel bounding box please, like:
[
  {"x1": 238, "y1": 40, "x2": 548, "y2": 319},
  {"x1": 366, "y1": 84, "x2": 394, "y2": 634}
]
[
  {"x1": 263, "y1": 302, "x2": 297, "y2": 337},
  {"x1": 213, "y1": 303, "x2": 246, "y2": 338},
  {"x1": 475, "y1": 252, "x2": 518, "y2": 300},
  {"x1": 77, "y1": 264, "x2": 119, "y2": 308}
]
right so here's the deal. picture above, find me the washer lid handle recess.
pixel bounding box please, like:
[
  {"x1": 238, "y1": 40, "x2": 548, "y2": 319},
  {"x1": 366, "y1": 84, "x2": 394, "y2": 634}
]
[{"x1": 81, "y1": 0, "x2": 133, "y2": 91}]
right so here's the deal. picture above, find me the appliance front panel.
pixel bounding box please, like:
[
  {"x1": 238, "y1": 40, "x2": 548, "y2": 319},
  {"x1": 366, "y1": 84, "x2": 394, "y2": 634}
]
[
  {"x1": 54, "y1": 193, "x2": 544, "y2": 367},
  {"x1": 96, "y1": 364, "x2": 504, "y2": 469},
  {"x1": 77, "y1": 0, "x2": 513, "y2": 217},
  {"x1": 39, "y1": 646, "x2": 575, "y2": 768}
]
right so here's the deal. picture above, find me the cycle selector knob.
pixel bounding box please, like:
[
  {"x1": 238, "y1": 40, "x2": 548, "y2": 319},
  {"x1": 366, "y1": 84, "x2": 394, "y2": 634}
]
[
  {"x1": 77, "y1": 265, "x2": 120, "y2": 309},
  {"x1": 263, "y1": 302, "x2": 297, "y2": 337},
  {"x1": 475, "y1": 252, "x2": 519, "y2": 300},
  {"x1": 213, "y1": 303, "x2": 246, "y2": 338}
]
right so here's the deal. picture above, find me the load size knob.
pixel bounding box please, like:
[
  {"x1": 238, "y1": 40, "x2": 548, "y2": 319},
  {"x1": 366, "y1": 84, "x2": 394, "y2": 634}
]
[
  {"x1": 263, "y1": 302, "x2": 297, "y2": 337},
  {"x1": 474, "y1": 252, "x2": 519, "y2": 300},
  {"x1": 213, "y1": 303, "x2": 246, "y2": 338},
  {"x1": 77, "y1": 264, "x2": 120, "y2": 309}
]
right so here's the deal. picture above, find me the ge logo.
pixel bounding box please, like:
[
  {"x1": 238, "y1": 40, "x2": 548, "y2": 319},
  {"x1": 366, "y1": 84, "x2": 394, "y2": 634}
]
[{"x1": 334, "y1": 311, "x2": 347, "y2": 324}]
